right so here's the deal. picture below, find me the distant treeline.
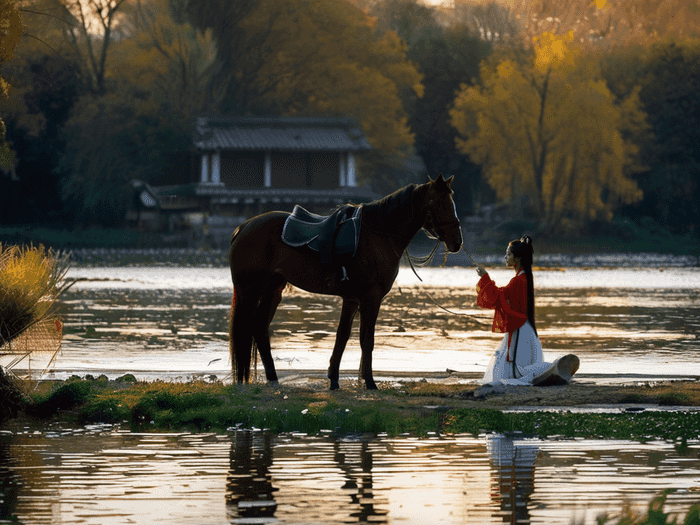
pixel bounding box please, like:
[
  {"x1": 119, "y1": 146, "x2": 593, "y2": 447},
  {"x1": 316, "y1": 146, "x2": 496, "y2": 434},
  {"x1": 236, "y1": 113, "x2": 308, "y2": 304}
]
[{"x1": 0, "y1": 0, "x2": 697, "y2": 238}]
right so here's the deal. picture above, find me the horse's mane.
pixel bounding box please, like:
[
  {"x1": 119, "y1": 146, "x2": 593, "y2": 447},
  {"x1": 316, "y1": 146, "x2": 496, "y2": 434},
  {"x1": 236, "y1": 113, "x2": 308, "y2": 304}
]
[{"x1": 361, "y1": 184, "x2": 419, "y2": 231}]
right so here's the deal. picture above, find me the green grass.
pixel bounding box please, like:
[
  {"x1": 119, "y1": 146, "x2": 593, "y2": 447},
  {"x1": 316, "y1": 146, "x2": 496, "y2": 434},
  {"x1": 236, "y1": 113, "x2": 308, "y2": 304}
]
[{"x1": 25, "y1": 378, "x2": 700, "y2": 441}]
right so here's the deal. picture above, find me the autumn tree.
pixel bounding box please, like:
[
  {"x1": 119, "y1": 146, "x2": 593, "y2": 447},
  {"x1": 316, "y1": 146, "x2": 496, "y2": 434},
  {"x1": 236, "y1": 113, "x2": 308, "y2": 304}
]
[
  {"x1": 186, "y1": 0, "x2": 423, "y2": 191},
  {"x1": 56, "y1": 0, "x2": 220, "y2": 225},
  {"x1": 450, "y1": 31, "x2": 647, "y2": 233}
]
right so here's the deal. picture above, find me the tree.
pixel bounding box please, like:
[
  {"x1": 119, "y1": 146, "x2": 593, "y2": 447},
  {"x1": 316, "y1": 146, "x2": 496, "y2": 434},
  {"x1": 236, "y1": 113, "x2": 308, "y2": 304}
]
[
  {"x1": 450, "y1": 33, "x2": 647, "y2": 233},
  {"x1": 0, "y1": 0, "x2": 25, "y2": 175},
  {"x1": 110, "y1": 0, "x2": 223, "y2": 116},
  {"x1": 56, "y1": 0, "x2": 219, "y2": 225},
  {"x1": 51, "y1": 0, "x2": 129, "y2": 94},
  {"x1": 621, "y1": 39, "x2": 700, "y2": 234},
  {"x1": 187, "y1": 0, "x2": 423, "y2": 178}
]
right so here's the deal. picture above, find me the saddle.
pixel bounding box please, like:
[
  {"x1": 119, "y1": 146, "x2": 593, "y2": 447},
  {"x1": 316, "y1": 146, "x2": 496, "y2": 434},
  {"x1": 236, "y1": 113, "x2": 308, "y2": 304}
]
[{"x1": 282, "y1": 204, "x2": 362, "y2": 264}]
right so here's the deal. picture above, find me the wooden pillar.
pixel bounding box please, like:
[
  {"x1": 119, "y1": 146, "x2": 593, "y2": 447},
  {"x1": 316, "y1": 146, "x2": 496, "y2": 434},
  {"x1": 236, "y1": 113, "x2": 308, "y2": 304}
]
[
  {"x1": 264, "y1": 152, "x2": 272, "y2": 187},
  {"x1": 200, "y1": 153, "x2": 209, "y2": 183},
  {"x1": 211, "y1": 151, "x2": 221, "y2": 184},
  {"x1": 347, "y1": 152, "x2": 356, "y2": 187},
  {"x1": 339, "y1": 153, "x2": 347, "y2": 187}
]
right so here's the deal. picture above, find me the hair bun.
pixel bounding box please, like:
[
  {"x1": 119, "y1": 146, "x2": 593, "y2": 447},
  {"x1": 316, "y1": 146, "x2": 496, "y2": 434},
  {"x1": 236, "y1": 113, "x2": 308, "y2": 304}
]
[{"x1": 521, "y1": 235, "x2": 534, "y2": 251}]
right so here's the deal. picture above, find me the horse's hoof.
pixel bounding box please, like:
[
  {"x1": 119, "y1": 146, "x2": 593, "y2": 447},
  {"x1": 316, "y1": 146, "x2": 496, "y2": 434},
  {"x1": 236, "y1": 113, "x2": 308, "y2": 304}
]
[
  {"x1": 269, "y1": 380, "x2": 279, "y2": 387},
  {"x1": 329, "y1": 381, "x2": 340, "y2": 390},
  {"x1": 365, "y1": 381, "x2": 378, "y2": 390}
]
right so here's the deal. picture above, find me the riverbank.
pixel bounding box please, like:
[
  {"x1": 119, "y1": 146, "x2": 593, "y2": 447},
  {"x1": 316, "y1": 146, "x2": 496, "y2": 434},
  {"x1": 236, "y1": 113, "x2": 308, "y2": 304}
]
[{"x1": 15, "y1": 376, "x2": 700, "y2": 443}]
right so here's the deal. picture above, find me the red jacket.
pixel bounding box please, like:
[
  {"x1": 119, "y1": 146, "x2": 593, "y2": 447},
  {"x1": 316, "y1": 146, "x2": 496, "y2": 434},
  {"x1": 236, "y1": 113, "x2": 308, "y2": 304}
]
[{"x1": 477, "y1": 271, "x2": 528, "y2": 334}]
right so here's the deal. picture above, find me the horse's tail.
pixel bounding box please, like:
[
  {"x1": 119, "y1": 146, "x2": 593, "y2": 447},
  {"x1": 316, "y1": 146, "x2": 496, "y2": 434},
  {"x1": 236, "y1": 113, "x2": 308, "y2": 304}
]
[{"x1": 230, "y1": 285, "x2": 253, "y2": 383}]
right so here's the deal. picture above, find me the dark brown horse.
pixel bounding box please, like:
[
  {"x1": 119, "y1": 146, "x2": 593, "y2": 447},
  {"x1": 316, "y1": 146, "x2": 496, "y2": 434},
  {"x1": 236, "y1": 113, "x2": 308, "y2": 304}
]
[{"x1": 228, "y1": 174, "x2": 463, "y2": 390}]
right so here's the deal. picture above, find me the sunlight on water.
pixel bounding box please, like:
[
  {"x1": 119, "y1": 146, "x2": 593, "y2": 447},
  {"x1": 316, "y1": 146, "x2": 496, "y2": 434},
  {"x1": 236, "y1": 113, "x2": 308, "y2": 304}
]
[
  {"x1": 4, "y1": 266, "x2": 697, "y2": 382},
  {"x1": 1, "y1": 427, "x2": 699, "y2": 525}
]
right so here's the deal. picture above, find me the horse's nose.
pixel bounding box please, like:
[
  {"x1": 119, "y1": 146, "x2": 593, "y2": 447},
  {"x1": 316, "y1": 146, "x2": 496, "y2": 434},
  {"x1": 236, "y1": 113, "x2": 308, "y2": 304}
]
[{"x1": 448, "y1": 235, "x2": 463, "y2": 253}]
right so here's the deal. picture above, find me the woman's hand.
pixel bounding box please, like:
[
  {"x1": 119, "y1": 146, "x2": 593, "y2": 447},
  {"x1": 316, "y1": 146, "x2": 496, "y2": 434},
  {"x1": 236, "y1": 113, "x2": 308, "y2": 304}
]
[{"x1": 476, "y1": 266, "x2": 487, "y2": 277}]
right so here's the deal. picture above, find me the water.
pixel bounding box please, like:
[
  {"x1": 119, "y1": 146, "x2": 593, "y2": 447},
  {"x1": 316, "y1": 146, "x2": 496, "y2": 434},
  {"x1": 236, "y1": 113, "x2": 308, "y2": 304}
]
[
  {"x1": 2, "y1": 264, "x2": 700, "y2": 523},
  {"x1": 7, "y1": 265, "x2": 697, "y2": 383},
  {"x1": 1, "y1": 425, "x2": 699, "y2": 524}
]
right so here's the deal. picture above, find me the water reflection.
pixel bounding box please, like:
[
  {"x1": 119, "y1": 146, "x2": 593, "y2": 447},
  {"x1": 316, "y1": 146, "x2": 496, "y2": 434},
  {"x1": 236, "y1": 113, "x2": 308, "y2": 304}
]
[
  {"x1": 1, "y1": 425, "x2": 699, "y2": 524},
  {"x1": 227, "y1": 431, "x2": 278, "y2": 522},
  {"x1": 0, "y1": 439, "x2": 21, "y2": 523},
  {"x1": 487, "y1": 435, "x2": 540, "y2": 524},
  {"x1": 6, "y1": 266, "x2": 692, "y2": 382},
  {"x1": 227, "y1": 431, "x2": 388, "y2": 524}
]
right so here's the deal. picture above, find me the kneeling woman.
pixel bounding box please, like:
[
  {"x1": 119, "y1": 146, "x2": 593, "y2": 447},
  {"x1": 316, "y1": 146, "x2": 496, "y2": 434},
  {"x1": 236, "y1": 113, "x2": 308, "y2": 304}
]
[{"x1": 475, "y1": 235, "x2": 551, "y2": 385}]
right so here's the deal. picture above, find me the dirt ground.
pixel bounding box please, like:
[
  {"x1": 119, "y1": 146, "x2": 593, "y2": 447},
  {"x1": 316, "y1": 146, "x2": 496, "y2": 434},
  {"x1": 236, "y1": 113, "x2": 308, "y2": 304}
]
[{"x1": 272, "y1": 376, "x2": 700, "y2": 411}]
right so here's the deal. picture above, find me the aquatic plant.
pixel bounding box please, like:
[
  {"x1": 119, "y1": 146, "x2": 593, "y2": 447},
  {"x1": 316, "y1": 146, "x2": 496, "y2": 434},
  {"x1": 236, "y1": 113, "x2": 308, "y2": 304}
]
[
  {"x1": 587, "y1": 490, "x2": 700, "y2": 525},
  {"x1": 0, "y1": 244, "x2": 72, "y2": 384}
]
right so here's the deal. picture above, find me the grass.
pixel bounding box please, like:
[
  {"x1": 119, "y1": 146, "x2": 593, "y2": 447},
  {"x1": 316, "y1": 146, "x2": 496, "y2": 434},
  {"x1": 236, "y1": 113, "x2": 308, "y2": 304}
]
[
  {"x1": 0, "y1": 244, "x2": 72, "y2": 414},
  {"x1": 0, "y1": 244, "x2": 71, "y2": 344},
  {"x1": 592, "y1": 491, "x2": 700, "y2": 525},
  {"x1": 23, "y1": 377, "x2": 700, "y2": 442}
]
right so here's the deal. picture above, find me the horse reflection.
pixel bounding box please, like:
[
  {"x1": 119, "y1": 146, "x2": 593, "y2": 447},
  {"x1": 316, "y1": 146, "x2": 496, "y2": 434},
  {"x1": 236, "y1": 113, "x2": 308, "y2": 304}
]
[
  {"x1": 225, "y1": 432, "x2": 388, "y2": 524},
  {"x1": 226, "y1": 431, "x2": 277, "y2": 523},
  {"x1": 334, "y1": 438, "x2": 388, "y2": 523},
  {"x1": 487, "y1": 434, "x2": 540, "y2": 524}
]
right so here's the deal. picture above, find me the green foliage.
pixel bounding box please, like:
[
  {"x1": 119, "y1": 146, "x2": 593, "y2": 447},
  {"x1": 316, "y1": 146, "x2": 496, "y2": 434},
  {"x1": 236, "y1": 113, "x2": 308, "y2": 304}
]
[
  {"x1": 31, "y1": 379, "x2": 92, "y2": 415},
  {"x1": 57, "y1": 91, "x2": 193, "y2": 225}
]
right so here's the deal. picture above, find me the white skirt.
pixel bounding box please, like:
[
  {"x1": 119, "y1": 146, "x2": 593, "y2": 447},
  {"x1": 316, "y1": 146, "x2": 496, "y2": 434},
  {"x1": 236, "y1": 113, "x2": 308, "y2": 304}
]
[{"x1": 480, "y1": 321, "x2": 551, "y2": 386}]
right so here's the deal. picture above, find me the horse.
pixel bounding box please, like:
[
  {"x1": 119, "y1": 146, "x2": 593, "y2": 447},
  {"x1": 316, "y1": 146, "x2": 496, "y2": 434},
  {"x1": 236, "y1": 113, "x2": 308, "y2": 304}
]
[{"x1": 228, "y1": 173, "x2": 463, "y2": 390}]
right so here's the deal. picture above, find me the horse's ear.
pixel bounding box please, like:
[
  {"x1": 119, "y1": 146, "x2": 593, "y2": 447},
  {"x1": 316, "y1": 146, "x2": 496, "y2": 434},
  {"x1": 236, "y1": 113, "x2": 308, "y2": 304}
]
[{"x1": 434, "y1": 172, "x2": 452, "y2": 190}]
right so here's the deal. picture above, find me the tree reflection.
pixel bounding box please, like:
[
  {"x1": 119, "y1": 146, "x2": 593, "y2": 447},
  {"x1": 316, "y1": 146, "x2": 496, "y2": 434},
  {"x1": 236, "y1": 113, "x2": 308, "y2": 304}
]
[{"x1": 487, "y1": 434, "x2": 540, "y2": 524}]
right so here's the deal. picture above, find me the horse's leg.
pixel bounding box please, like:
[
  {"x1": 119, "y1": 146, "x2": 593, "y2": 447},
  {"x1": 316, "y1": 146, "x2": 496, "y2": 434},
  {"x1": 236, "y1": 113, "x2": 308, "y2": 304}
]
[
  {"x1": 230, "y1": 286, "x2": 258, "y2": 384},
  {"x1": 253, "y1": 281, "x2": 286, "y2": 385},
  {"x1": 358, "y1": 295, "x2": 382, "y2": 390},
  {"x1": 327, "y1": 298, "x2": 359, "y2": 390}
]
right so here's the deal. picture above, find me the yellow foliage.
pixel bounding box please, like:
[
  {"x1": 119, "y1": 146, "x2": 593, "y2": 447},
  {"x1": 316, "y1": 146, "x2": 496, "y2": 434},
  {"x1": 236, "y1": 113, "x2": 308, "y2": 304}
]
[
  {"x1": 0, "y1": 244, "x2": 71, "y2": 381},
  {"x1": 108, "y1": 0, "x2": 221, "y2": 115},
  {"x1": 450, "y1": 46, "x2": 646, "y2": 232},
  {"x1": 239, "y1": 0, "x2": 422, "y2": 155},
  {"x1": 532, "y1": 31, "x2": 576, "y2": 72},
  {"x1": 0, "y1": 245, "x2": 71, "y2": 342},
  {"x1": 0, "y1": 0, "x2": 24, "y2": 95}
]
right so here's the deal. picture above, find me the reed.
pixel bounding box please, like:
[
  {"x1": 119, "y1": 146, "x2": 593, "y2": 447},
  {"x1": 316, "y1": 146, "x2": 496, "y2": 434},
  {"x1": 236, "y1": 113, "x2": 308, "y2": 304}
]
[{"x1": 0, "y1": 244, "x2": 72, "y2": 381}]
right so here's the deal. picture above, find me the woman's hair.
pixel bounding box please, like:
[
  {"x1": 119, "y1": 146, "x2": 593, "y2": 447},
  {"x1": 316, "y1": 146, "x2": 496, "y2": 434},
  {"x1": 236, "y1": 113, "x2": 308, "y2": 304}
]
[{"x1": 509, "y1": 235, "x2": 536, "y2": 335}]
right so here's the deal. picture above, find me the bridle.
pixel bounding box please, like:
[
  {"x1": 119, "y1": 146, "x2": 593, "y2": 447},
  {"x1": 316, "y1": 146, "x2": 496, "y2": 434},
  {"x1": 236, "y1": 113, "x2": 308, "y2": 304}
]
[{"x1": 423, "y1": 194, "x2": 461, "y2": 244}]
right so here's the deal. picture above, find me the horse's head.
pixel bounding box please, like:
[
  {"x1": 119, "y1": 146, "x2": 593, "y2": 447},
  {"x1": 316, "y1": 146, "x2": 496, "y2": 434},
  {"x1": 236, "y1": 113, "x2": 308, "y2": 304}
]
[{"x1": 423, "y1": 174, "x2": 463, "y2": 253}]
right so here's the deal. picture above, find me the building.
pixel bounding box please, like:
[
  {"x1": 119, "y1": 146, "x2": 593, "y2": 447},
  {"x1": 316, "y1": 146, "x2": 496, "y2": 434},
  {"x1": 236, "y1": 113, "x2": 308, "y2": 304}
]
[{"x1": 129, "y1": 116, "x2": 377, "y2": 245}]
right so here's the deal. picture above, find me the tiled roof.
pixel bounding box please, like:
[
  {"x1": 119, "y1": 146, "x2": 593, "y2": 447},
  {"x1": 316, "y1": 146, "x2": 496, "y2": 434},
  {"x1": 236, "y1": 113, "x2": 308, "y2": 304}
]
[{"x1": 194, "y1": 116, "x2": 372, "y2": 152}]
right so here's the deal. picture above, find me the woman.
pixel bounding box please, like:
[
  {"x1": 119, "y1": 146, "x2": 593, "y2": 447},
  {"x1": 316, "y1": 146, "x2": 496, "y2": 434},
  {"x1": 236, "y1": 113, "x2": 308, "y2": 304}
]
[{"x1": 475, "y1": 235, "x2": 552, "y2": 385}]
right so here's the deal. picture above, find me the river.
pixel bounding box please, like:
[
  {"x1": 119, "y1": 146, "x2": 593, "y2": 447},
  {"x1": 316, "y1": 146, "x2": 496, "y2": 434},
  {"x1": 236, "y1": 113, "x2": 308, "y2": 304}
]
[{"x1": 1, "y1": 262, "x2": 699, "y2": 523}]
